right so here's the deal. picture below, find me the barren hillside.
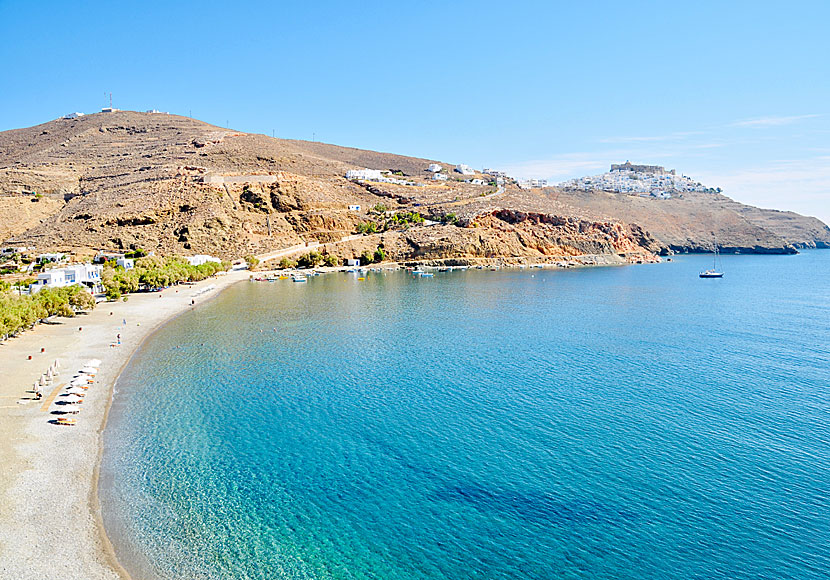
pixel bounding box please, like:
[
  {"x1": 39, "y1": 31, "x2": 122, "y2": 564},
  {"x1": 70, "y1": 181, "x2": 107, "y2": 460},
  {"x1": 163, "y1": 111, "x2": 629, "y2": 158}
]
[{"x1": 1, "y1": 111, "x2": 826, "y2": 263}]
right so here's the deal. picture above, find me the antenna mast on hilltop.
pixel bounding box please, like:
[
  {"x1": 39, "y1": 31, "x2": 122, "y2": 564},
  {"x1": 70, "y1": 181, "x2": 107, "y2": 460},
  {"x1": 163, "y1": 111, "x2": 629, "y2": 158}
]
[{"x1": 109, "y1": 92, "x2": 113, "y2": 109}]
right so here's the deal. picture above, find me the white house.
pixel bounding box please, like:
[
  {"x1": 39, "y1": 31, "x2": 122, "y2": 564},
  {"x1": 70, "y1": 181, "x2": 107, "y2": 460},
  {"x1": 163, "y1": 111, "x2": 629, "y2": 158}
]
[
  {"x1": 34, "y1": 269, "x2": 67, "y2": 289},
  {"x1": 116, "y1": 257, "x2": 135, "y2": 269},
  {"x1": 431, "y1": 173, "x2": 448, "y2": 181},
  {"x1": 1, "y1": 246, "x2": 29, "y2": 256},
  {"x1": 518, "y1": 179, "x2": 548, "y2": 190},
  {"x1": 345, "y1": 169, "x2": 384, "y2": 181},
  {"x1": 37, "y1": 253, "x2": 66, "y2": 264},
  {"x1": 63, "y1": 112, "x2": 85, "y2": 120},
  {"x1": 348, "y1": 205, "x2": 361, "y2": 211},
  {"x1": 428, "y1": 164, "x2": 443, "y2": 173},
  {"x1": 30, "y1": 263, "x2": 103, "y2": 293},
  {"x1": 346, "y1": 258, "x2": 360, "y2": 267},
  {"x1": 187, "y1": 255, "x2": 222, "y2": 267},
  {"x1": 455, "y1": 164, "x2": 475, "y2": 176}
]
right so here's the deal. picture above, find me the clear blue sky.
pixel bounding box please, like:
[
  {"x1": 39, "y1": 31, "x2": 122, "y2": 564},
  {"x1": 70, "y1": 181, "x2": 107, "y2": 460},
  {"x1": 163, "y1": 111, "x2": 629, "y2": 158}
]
[{"x1": 1, "y1": 0, "x2": 828, "y2": 222}]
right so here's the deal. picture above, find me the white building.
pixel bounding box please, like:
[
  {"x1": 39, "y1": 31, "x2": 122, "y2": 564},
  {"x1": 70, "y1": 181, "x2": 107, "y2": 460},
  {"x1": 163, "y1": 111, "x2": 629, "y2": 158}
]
[
  {"x1": 116, "y1": 257, "x2": 135, "y2": 269},
  {"x1": 431, "y1": 173, "x2": 448, "y2": 181},
  {"x1": 30, "y1": 263, "x2": 103, "y2": 293},
  {"x1": 518, "y1": 179, "x2": 548, "y2": 190},
  {"x1": 455, "y1": 164, "x2": 475, "y2": 176},
  {"x1": 428, "y1": 163, "x2": 443, "y2": 173},
  {"x1": 187, "y1": 255, "x2": 222, "y2": 267},
  {"x1": 1, "y1": 246, "x2": 29, "y2": 256},
  {"x1": 346, "y1": 258, "x2": 360, "y2": 267},
  {"x1": 37, "y1": 253, "x2": 66, "y2": 264},
  {"x1": 470, "y1": 179, "x2": 486, "y2": 186},
  {"x1": 348, "y1": 205, "x2": 361, "y2": 211},
  {"x1": 346, "y1": 169, "x2": 384, "y2": 181},
  {"x1": 63, "y1": 112, "x2": 84, "y2": 120}
]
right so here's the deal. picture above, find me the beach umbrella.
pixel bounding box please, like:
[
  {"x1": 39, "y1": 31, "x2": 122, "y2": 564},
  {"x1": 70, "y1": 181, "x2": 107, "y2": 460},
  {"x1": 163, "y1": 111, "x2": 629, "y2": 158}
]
[
  {"x1": 63, "y1": 395, "x2": 83, "y2": 404},
  {"x1": 61, "y1": 406, "x2": 80, "y2": 414},
  {"x1": 80, "y1": 366, "x2": 98, "y2": 375},
  {"x1": 54, "y1": 359, "x2": 61, "y2": 369},
  {"x1": 65, "y1": 387, "x2": 86, "y2": 396},
  {"x1": 70, "y1": 378, "x2": 89, "y2": 387},
  {"x1": 39, "y1": 374, "x2": 47, "y2": 387}
]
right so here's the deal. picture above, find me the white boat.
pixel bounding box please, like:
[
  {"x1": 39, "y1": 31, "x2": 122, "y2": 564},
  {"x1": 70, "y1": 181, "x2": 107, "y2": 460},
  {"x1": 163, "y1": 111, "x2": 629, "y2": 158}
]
[{"x1": 700, "y1": 242, "x2": 724, "y2": 278}]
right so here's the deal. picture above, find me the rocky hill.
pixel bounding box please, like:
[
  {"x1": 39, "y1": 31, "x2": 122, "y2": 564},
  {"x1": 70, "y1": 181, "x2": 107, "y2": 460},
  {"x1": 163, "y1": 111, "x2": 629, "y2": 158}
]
[{"x1": 1, "y1": 111, "x2": 827, "y2": 264}]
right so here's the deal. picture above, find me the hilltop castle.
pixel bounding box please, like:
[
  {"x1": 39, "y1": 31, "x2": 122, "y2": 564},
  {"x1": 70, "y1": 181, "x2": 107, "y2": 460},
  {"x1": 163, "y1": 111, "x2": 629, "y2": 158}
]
[{"x1": 610, "y1": 161, "x2": 676, "y2": 175}]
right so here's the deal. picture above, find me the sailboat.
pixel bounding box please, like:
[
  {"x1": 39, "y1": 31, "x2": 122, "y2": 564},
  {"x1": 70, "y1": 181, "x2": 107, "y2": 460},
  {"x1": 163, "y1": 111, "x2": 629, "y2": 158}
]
[{"x1": 699, "y1": 242, "x2": 724, "y2": 278}]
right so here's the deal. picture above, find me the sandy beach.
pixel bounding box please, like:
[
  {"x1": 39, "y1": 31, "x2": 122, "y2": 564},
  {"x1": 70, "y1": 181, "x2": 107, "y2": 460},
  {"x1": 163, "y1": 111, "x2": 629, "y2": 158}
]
[{"x1": 0, "y1": 271, "x2": 249, "y2": 579}]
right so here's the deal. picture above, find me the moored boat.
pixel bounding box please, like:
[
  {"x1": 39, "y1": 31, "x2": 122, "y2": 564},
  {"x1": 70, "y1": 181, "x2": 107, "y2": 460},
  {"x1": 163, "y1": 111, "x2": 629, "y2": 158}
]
[{"x1": 700, "y1": 242, "x2": 724, "y2": 278}]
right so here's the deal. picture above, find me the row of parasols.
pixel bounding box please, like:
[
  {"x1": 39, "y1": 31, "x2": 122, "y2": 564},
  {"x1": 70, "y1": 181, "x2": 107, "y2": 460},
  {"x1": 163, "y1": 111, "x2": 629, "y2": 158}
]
[
  {"x1": 53, "y1": 359, "x2": 102, "y2": 426},
  {"x1": 34, "y1": 360, "x2": 63, "y2": 398}
]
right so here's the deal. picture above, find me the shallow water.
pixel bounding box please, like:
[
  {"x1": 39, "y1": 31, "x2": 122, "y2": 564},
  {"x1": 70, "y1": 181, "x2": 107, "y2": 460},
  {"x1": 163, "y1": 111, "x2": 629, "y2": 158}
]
[{"x1": 101, "y1": 252, "x2": 830, "y2": 580}]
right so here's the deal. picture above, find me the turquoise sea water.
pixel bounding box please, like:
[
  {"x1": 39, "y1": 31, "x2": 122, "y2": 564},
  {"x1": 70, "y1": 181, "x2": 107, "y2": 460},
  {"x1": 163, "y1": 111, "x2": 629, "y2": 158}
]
[{"x1": 100, "y1": 252, "x2": 830, "y2": 580}]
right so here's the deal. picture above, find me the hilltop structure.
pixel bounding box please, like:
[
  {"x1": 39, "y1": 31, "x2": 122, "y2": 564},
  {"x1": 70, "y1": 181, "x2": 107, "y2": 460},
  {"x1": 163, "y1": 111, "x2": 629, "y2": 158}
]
[{"x1": 611, "y1": 161, "x2": 676, "y2": 175}]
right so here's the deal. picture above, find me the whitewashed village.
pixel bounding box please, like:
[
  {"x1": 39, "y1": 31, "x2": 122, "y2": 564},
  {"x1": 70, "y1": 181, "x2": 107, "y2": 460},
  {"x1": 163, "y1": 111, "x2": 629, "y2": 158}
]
[{"x1": 560, "y1": 161, "x2": 721, "y2": 198}]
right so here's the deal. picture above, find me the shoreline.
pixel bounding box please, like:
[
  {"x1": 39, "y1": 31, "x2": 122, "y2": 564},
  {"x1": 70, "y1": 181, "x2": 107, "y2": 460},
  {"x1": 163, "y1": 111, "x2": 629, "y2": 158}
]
[{"x1": 0, "y1": 270, "x2": 249, "y2": 580}]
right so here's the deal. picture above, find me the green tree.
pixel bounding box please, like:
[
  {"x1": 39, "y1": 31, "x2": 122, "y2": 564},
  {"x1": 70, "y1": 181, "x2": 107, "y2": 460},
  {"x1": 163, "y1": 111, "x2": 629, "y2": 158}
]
[
  {"x1": 297, "y1": 251, "x2": 323, "y2": 268},
  {"x1": 323, "y1": 254, "x2": 339, "y2": 267},
  {"x1": 356, "y1": 221, "x2": 378, "y2": 234},
  {"x1": 373, "y1": 245, "x2": 386, "y2": 263}
]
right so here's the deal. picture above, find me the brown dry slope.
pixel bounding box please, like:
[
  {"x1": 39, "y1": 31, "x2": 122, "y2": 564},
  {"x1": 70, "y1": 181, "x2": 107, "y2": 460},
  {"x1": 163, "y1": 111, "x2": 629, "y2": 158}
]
[
  {"x1": 546, "y1": 188, "x2": 830, "y2": 253},
  {"x1": 1, "y1": 111, "x2": 826, "y2": 261}
]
